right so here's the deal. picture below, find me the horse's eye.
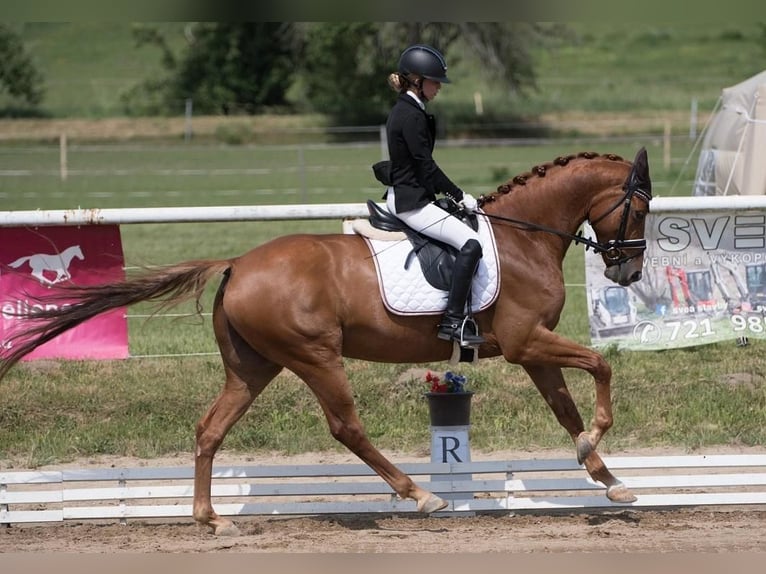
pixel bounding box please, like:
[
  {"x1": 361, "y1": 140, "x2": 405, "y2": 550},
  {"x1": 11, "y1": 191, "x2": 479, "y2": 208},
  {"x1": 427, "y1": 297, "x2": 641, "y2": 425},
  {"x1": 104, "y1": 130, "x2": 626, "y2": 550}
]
[{"x1": 633, "y1": 211, "x2": 646, "y2": 222}]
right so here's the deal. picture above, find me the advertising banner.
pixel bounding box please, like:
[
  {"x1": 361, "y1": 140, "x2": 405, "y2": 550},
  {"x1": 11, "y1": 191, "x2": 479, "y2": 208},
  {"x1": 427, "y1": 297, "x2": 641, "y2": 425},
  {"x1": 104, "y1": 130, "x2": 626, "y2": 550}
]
[
  {"x1": 586, "y1": 210, "x2": 766, "y2": 350},
  {"x1": 0, "y1": 225, "x2": 128, "y2": 360}
]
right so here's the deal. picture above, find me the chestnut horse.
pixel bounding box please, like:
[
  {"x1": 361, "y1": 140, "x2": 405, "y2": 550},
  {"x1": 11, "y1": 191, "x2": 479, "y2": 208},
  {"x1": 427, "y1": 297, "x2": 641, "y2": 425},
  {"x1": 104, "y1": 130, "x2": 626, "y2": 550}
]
[{"x1": 0, "y1": 148, "x2": 652, "y2": 536}]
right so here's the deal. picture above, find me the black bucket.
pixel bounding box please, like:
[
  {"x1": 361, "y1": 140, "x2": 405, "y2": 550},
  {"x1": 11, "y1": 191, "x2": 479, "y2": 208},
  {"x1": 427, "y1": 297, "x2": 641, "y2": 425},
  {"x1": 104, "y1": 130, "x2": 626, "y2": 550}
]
[{"x1": 425, "y1": 392, "x2": 474, "y2": 426}]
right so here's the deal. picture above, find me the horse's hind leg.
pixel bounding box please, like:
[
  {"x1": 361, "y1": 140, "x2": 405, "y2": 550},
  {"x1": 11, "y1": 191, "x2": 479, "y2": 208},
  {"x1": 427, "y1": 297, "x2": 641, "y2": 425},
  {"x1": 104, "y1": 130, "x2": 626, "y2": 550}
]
[
  {"x1": 290, "y1": 359, "x2": 447, "y2": 514},
  {"x1": 192, "y1": 301, "x2": 283, "y2": 536},
  {"x1": 523, "y1": 364, "x2": 636, "y2": 503}
]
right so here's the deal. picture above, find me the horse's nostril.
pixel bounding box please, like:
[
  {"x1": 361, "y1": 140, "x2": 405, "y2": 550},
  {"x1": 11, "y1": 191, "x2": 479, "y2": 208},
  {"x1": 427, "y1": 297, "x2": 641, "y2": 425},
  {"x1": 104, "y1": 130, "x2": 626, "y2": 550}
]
[{"x1": 631, "y1": 271, "x2": 642, "y2": 283}]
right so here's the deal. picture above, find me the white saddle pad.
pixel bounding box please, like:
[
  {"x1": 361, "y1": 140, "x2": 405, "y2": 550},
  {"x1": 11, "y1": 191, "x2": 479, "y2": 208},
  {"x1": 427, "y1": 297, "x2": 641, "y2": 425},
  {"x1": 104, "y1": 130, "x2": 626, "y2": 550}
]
[{"x1": 361, "y1": 211, "x2": 501, "y2": 316}]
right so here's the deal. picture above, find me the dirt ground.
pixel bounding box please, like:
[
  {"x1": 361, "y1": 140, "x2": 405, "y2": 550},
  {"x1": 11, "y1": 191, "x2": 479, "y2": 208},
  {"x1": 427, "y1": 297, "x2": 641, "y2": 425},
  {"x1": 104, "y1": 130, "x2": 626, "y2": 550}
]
[
  {"x1": 2, "y1": 446, "x2": 765, "y2": 553},
  {"x1": 3, "y1": 506, "x2": 764, "y2": 553}
]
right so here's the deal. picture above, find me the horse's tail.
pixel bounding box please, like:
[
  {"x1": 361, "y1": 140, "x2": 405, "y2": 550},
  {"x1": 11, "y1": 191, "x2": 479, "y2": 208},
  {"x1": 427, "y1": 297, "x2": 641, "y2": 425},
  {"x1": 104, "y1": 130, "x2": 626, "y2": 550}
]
[
  {"x1": 0, "y1": 259, "x2": 231, "y2": 380},
  {"x1": 8, "y1": 255, "x2": 31, "y2": 268}
]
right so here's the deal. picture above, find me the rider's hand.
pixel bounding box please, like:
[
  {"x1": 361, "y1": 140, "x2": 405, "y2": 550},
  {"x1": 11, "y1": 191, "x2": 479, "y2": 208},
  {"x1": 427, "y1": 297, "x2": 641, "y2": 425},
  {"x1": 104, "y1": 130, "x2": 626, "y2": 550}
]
[{"x1": 460, "y1": 193, "x2": 478, "y2": 213}]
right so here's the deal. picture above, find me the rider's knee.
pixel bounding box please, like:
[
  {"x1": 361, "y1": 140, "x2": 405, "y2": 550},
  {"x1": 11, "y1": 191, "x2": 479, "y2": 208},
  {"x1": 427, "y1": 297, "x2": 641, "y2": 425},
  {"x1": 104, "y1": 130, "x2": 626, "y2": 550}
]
[{"x1": 461, "y1": 239, "x2": 483, "y2": 259}]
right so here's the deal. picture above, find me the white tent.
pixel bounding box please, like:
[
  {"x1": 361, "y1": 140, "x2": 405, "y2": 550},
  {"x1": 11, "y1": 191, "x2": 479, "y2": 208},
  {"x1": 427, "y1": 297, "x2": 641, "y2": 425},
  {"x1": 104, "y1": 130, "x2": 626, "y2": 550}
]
[{"x1": 693, "y1": 70, "x2": 766, "y2": 196}]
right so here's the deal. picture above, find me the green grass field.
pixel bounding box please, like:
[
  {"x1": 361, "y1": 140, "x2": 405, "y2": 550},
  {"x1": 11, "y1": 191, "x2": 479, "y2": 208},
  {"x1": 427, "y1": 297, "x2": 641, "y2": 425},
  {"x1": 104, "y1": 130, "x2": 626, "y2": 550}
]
[
  {"x1": 1, "y1": 137, "x2": 764, "y2": 467},
  {"x1": 0, "y1": 139, "x2": 697, "y2": 211}
]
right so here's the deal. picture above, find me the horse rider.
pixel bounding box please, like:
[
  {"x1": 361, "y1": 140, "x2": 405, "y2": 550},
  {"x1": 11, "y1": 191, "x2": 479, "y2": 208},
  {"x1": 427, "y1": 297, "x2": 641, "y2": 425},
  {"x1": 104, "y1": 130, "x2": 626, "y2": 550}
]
[{"x1": 381, "y1": 43, "x2": 485, "y2": 347}]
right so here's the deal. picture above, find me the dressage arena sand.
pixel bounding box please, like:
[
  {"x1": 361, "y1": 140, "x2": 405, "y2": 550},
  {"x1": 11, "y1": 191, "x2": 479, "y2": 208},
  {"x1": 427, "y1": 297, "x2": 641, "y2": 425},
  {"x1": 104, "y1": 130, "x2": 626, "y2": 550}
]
[{"x1": 2, "y1": 446, "x2": 765, "y2": 554}]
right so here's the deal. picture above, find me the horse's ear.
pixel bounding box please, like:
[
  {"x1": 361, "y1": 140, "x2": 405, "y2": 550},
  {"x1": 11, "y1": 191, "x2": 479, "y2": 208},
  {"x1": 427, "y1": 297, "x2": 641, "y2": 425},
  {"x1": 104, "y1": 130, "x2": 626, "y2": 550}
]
[{"x1": 628, "y1": 146, "x2": 652, "y2": 199}]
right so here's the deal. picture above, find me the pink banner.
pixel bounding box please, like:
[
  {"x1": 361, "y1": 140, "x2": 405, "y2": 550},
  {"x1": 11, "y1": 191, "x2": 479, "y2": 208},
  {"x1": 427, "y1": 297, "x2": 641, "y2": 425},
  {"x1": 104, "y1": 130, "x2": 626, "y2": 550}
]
[{"x1": 0, "y1": 226, "x2": 128, "y2": 360}]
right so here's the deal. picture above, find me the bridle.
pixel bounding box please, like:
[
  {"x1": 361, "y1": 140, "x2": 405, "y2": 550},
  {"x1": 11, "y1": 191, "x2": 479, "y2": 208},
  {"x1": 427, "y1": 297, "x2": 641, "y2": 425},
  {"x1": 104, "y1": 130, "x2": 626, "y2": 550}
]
[
  {"x1": 586, "y1": 181, "x2": 652, "y2": 266},
  {"x1": 477, "y1": 179, "x2": 651, "y2": 267}
]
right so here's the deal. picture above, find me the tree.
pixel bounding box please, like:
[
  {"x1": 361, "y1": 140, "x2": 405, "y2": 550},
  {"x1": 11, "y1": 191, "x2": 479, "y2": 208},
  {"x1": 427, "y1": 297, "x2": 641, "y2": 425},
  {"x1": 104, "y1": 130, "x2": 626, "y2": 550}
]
[
  {"x1": 0, "y1": 24, "x2": 44, "y2": 110},
  {"x1": 295, "y1": 23, "x2": 393, "y2": 124},
  {"x1": 454, "y1": 22, "x2": 548, "y2": 94},
  {"x1": 294, "y1": 22, "x2": 563, "y2": 124},
  {"x1": 123, "y1": 23, "x2": 296, "y2": 116},
  {"x1": 123, "y1": 22, "x2": 562, "y2": 122},
  {"x1": 172, "y1": 23, "x2": 295, "y2": 114}
]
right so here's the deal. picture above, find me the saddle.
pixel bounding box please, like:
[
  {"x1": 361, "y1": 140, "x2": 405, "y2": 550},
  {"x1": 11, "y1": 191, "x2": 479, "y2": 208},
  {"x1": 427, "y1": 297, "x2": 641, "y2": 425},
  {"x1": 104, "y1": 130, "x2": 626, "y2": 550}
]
[{"x1": 366, "y1": 199, "x2": 478, "y2": 291}]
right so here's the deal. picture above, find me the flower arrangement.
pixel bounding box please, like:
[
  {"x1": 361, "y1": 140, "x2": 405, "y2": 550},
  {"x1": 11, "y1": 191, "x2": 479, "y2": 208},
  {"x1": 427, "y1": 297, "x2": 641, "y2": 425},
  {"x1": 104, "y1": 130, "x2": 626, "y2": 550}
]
[{"x1": 426, "y1": 370, "x2": 468, "y2": 393}]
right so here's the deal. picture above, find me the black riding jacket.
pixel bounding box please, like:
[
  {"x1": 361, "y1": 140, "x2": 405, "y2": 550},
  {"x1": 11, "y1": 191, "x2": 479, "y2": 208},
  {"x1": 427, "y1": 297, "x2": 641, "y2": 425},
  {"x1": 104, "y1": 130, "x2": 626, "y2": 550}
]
[{"x1": 384, "y1": 93, "x2": 464, "y2": 213}]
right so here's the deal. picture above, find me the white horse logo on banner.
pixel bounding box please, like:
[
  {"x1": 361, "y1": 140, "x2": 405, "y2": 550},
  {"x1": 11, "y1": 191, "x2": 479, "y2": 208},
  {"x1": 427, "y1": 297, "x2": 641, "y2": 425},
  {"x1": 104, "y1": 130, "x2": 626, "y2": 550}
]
[{"x1": 8, "y1": 245, "x2": 85, "y2": 285}]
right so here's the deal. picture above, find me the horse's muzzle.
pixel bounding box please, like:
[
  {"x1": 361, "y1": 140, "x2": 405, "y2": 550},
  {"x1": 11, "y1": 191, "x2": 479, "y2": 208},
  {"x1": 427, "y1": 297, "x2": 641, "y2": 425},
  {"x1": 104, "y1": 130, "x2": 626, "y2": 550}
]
[
  {"x1": 620, "y1": 270, "x2": 643, "y2": 286},
  {"x1": 604, "y1": 265, "x2": 642, "y2": 286}
]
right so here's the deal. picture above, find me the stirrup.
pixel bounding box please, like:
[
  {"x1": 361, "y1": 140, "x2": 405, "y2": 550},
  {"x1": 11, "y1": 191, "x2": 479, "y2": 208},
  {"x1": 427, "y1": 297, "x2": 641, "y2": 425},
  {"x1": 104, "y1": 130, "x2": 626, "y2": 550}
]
[{"x1": 438, "y1": 315, "x2": 485, "y2": 348}]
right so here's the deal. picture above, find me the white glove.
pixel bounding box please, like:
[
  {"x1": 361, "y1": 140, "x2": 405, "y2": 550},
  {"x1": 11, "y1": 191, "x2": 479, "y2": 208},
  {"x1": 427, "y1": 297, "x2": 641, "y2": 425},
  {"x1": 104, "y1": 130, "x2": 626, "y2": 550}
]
[{"x1": 460, "y1": 193, "x2": 478, "y2": 213}]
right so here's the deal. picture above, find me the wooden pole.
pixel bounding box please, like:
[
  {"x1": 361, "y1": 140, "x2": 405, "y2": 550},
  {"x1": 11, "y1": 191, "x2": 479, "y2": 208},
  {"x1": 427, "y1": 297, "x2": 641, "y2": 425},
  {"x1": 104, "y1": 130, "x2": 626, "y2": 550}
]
[
  {"x1": 473, "y1": 91, "x2": 484, "y2": 115},
  {"x1": 690, "y1": 97, "x2": 698, "y2": 141},
  {"x1": 184, "y1": 98, "x2": 193, "y2": 141},
  {"x1": 664, "y1": 120, "x2": 671, "y2": 171},
  {"x1": 59, "y1": 133, "x2": 68, "y2": 181}
]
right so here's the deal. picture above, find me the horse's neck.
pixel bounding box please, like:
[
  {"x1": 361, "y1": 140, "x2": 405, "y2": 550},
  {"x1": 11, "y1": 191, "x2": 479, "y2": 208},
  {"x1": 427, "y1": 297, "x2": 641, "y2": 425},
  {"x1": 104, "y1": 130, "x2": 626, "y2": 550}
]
[
  {"x1": 490, "y1": 173, "x2": 593, "y2": 240},
  {"x1": 486, "y1": 168, "x2": 622, "y2": 271}
]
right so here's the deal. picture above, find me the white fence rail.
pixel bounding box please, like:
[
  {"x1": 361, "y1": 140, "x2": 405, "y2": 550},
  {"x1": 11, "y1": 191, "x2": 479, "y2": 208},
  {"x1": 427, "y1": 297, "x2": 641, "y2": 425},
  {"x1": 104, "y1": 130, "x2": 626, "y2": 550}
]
[
  {"x1": 2, "y1": 455, "x2": 766, "y2": 526},
  {"x1": 0, "y1": 203, "x2": 370, "y2": 227},
  {"x1": 3, "y1": 195, "x2": 766, "y2": 228}
]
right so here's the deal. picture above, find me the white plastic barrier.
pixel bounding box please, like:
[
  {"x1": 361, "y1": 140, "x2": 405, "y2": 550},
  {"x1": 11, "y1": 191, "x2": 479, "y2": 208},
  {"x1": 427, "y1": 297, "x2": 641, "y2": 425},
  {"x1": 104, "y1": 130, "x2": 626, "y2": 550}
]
[{"x1": 2, "y1": 454, "x2": 766, "y2": 526}]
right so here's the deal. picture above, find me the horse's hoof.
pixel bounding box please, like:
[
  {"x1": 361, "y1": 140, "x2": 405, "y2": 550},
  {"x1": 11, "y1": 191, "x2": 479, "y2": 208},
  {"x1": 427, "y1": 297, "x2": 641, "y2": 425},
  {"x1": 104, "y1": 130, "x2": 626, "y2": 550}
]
[
  {"x1": 417, "y1": 493, "x2": 448, "y2": 514},
  {"x1": 606, "y1": 482, "x2": 637, "y2": 503},
  {"x1": 214, "y1": 522, "x2": 241, "y2": 537},
  {"x1": 576, "y1": 433, "x2": 593, "y2": 464}
]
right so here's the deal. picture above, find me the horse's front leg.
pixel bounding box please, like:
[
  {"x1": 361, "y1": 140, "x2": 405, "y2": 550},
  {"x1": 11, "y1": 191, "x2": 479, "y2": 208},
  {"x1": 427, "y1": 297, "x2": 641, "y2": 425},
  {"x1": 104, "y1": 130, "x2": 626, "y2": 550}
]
[
  {"x1": 513, "y1": 327, "x2": 615, "y2": 455},
  {"x1": 522, "y1": 363, "x2": 636, "y2": 503}
]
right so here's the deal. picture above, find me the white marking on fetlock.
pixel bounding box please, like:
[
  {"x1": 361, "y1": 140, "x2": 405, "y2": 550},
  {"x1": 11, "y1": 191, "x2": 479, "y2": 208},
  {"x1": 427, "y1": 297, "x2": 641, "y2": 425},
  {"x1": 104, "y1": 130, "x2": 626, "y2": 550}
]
[
  {"x1": 606, "y1": 482, "x2": 638, "y2": 503},
  {"x1": 418, "y1": 494, "x2": 448, "y2": 514}
]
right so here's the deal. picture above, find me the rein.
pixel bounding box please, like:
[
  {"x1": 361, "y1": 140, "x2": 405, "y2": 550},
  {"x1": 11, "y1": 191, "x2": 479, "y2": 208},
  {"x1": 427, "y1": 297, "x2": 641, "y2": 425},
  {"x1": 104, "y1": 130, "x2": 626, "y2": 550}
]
[
  {"x1": 478, "y1": 183, "x2": 651, "y2": 266},
  {"x1": 478, "y1": 210, "x2": 615, "y2": 256}
]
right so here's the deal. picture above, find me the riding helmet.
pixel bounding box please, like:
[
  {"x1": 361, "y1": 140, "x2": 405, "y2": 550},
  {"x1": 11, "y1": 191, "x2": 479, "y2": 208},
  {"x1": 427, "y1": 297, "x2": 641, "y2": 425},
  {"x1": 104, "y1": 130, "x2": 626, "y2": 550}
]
[{"x1": 397, "y1": 44, "x2": 450, "y2": 83}]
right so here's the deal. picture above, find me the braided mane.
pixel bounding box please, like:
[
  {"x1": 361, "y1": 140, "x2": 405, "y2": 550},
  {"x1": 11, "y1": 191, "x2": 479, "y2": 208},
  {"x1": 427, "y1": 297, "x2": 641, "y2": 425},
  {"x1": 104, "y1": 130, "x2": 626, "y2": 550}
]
[{"x1": 479, "y1": 151, "x2": 625, "y2": 207}]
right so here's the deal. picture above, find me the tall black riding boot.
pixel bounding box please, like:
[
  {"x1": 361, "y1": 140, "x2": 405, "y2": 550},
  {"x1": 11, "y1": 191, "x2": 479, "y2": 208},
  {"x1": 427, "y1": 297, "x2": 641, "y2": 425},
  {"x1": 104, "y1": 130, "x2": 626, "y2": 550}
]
[{"x1": 437, "y1": 239, "x2": 485, "y2": 347}]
